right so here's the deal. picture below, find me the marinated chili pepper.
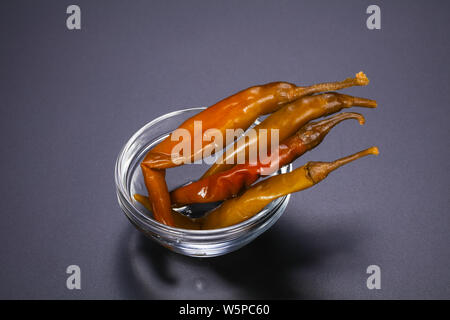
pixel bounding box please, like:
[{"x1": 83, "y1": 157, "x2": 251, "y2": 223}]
[
  {"x1": 202, "y1": 147, "x2": 379, "y2": 229},
  {"x1": 169, "y1": 112, "x2": 365, "y2": 205},
  {"x1": 202, "y1": 93, "x2": 377, "y2": 177},
  {"x1": 133, "y1": 194, "x2": 201, "y2": 229},
  {"x1": 142, "y1": 72, "x2": 369, "y2": 169},
  {"x1": 140, "y1": 166, "x2": 174, "y2": 226},
  {"x1": 141, "y1": 73, "x2": 370, "y2": 226}
]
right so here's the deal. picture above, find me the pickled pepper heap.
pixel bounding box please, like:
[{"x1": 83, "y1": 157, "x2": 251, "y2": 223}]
[{"x1": 138, "y1": 72, "x2": 376, "y2": 228}]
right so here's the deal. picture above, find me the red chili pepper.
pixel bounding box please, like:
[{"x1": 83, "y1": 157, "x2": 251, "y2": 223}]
[
  {"x1": 202, "y1": 147, "x2": 380, "y2": 229},
  {"x1": 170, "y1": 112, "x2": 365, "y2": 205}
]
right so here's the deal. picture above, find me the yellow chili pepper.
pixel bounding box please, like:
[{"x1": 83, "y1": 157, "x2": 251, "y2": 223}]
[{"x1": 202, "y1": 147, "x2": 379, "y2": 229}]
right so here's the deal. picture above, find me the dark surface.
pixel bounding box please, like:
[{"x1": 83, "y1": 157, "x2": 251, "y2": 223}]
[{"x1": 1, "y1": 0, "x2": 449, "y2": 299}]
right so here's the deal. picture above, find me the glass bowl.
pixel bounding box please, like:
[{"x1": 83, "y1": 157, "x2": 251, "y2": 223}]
[{"x1": 115, "y1": 107, "x2": 292, "y2": 257}]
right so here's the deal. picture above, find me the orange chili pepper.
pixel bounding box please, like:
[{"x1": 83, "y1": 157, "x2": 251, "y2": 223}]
[
  {"x1": 142, "y1": 72, "x2": 369, "y2": 169},
  {"x1": 139, "y1": 166, "x2": 174, "y2": 226},
  {"x1": 202, "y1": 92, "x2": 377, "y2": 177},
  {"x1": 133, "y1": 194, "x2": 201, "y2": 230}
]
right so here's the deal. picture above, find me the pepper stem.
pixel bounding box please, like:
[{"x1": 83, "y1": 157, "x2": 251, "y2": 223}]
[
  {"x1": 350, "y1": 95, "x2": 378, "y2": 108},
  {"x1": 306, "y1": 146, "x2": 379, "y2": 183},
  {"x1": 296, "y1": 71, "x2": 370, "y2": 97},
  {"x1": 309, "y1": 112, "x2": 365, "y2": 132},
  {"x1": 296, "y1": 112, "x2": 365, "y2": 149}
]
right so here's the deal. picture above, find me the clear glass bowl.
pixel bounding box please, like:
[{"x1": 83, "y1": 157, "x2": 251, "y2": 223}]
[{"x1": 115, "y1": 107, "x2": 292, "y2": 257}]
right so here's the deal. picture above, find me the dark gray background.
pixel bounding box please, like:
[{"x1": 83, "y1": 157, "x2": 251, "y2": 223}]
[{"x1": 1, "y1": 0, "x2": 449, "y2": 299}]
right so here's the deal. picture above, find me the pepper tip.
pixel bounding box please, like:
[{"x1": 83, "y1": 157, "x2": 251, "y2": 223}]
[
  {"x1": 356, "y1": 71, "x2": 369, "y2": 86},
  {"x1": 368, "y1": 146, "x2": 379, "y2": 156},
  {"x1": 355, "y1": 113, "x2": 366, "y2": 125}
]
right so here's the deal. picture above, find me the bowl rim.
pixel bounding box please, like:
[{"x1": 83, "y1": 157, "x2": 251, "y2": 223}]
[{"x1": 114, "y1": 107, "x2": 291, "y2": 239}]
